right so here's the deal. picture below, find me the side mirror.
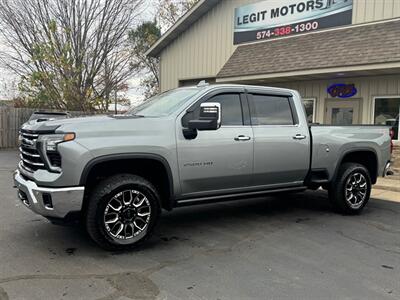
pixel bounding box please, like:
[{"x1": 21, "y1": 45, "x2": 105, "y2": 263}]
[{"x1": 188, "y1": 102, "x2": 221, "y2": 131}]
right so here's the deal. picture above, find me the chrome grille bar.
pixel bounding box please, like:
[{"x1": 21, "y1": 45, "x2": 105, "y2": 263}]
[
  {"x1": 19, "y1": 161, "x2": 35, "y2": 173},
  {"x1": 21, "y1": 132, "x2": 39, "y2": 138},
  {"x1": 19, "y1": 147, "x2": 40, "y2": 158},
  {"x1": 20, "y1": 155, "x2": 45, "y2": 167},
  {"x1": 21, "y1": 138, "x2": 37, "y2": 149}
]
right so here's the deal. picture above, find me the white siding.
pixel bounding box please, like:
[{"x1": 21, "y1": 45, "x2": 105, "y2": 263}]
[
  {"x1": 353, "y1": 0, "x2": 400, "y2": 23},
  {"x1": 160, "y1": 0, "x2": 400, "y2": 91},
  {"x1": 161, "y1": 0, "x2": 260, "y2": 91},
  {"x1": 270, "y1": 75, "x2": 400, "y2": 124}
]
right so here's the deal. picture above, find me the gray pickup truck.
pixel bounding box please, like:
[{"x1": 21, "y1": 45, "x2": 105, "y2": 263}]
[{"x1": 14, "y1": 84, "x2": 392, "y2": 250}]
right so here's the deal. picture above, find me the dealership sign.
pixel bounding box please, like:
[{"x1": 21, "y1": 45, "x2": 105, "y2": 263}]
[
  {"x1": 234, "y1": 0, "x2": 353, "y2": 44},
  {"x1": 327, "y1": 83, "x2": 357, "y2": 98}
]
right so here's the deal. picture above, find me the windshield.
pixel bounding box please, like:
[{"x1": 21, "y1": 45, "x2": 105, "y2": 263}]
[{"x1": 127, "y1": 88, "x2": 201, "y2": 117}]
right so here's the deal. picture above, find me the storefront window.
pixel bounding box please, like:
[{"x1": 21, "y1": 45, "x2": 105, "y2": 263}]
[
  {"x1": 374, "y1": 97, "x2": 400, "y2": 140},
  {"x1": 303, "y1": 98, "x2": 316, "y2": 123}
]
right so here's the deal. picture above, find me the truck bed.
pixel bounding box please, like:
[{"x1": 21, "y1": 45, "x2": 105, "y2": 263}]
[{"x1": 310, "y1": 125, "x2": 391, "y2": 182}]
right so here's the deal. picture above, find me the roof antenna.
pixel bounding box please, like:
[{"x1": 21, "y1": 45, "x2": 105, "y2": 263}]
[{"x1": 197, "y1": 80, "x2": 209, "y2": 87}]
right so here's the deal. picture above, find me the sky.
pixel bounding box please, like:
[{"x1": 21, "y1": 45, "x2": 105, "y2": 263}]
[
  {"x1": 124, "y1": 0, "x2": 158, "y2": 107},
  {"x1": 0, "y1": 0, "x2": 158, "y2": 108}
]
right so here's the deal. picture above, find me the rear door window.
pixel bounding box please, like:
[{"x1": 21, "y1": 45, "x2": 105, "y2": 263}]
[{"x1": 249, "y1": 94, "x2": 294, "y2": 125}]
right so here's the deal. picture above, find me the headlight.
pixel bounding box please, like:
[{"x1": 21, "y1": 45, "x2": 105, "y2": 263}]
[
  {"x1": 38, "y1": 133, "x2": 75, "y2": 152},
  {"x1": 37, "y1": 133, "x2": 75, "y2": 173}
]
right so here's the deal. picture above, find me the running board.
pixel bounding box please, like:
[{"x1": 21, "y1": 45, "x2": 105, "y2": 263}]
[{"x1": 175, "y1": 186, "x2": 307, "y2": 207}]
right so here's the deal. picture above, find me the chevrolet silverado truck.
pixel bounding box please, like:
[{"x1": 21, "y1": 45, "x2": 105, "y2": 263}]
[{"x1": 14, "y1": 84, "x2": 392, "y2": 250}]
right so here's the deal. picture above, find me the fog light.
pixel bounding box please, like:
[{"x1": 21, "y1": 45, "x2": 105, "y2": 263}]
[
  {"x1": 42, "y1": 193, "x2": 53, "y2": 209},
  {"x1": 18, "y1": 190, "x2": 30, "y2": 207}
]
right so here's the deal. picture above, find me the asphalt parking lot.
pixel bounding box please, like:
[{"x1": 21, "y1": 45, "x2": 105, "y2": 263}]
[{"x1": 0, "y1": 150, "x2": 399, "y2": 300}]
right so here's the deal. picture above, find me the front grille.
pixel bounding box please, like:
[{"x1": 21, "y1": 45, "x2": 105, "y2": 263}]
[
  {"x1": 19, "y1": 129, "x2": 63, "y2": 173},
  {"x1": 19, "y1": 130, "x2": 45, "y2": 172}
]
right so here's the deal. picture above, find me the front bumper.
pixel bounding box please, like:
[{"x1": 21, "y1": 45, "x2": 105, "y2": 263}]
[{"x1": 13, "y1": 170, "x2": 85, "y2": 219}]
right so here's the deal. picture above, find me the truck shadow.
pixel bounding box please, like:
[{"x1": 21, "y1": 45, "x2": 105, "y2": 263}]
[
  {"x1": 160, "y1": 190, "x2": 332, "y2": 226},
  {"x1": 153, "y1": 189, "x2": 400, "y2": 247},
  {"x1": 9, "y1": 189, "x2": 400, "y2": 255}
]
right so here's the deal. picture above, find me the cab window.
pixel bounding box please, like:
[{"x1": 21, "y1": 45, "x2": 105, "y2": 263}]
[
  {"x1": 183, "y1": 93, "x2": 244, "y2": 127},
  {"x1": 249, "y1": 94, "x2": 294, "y2": 125}
]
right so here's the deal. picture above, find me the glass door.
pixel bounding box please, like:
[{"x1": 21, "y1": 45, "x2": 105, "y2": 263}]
[{"x1": 325, "y1": 99, "x2": 361, "y2": 125}]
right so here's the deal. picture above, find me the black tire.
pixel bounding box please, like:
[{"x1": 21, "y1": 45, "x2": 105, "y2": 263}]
[
  {"x1": 329, "y1": 163, "x2": 371, "y2": 215},
  {"x1": 86, "y1": 174, "x2": 161, "y2": 251}
]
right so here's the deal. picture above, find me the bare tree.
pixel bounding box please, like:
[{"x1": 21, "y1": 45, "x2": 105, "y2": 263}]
[
  {"x1": 129, "y1": 20, "x2": 161, "y2": 99},
  {"x1": 0, "y1": 0, "x2": 143, "y2": 111},
  {"x1": 123, "y1": 0, "x2": 198, "y2": 99},
  {"x1": 157, "y1": 0, "x2": 199, "y2": 30}
]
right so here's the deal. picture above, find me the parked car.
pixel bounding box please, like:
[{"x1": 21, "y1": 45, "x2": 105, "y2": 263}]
[
  {"x1": 28, "y1": 111, "x2": 71, "y2": 122},
  {"x1": 13, "y1": 84, "x2": 392, "y2": 250}
]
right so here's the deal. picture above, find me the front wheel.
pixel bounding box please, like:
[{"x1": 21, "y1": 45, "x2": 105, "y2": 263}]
[
  {"x1": 329, "y1": 163, "x2": 371, "y2": 215},
  {"x1": 86, "y1": 174, "x2": 161, "y2": 251}
]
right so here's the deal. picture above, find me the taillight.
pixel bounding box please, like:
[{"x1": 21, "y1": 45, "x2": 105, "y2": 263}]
[{"x1": 389, "y1": 128, "x2": 394, "y2": 154}]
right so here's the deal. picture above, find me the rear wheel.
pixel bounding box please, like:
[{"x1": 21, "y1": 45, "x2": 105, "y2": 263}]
[
  {"x1": 86, "y1": 174, "x2": 160, "y2": 251},
  {"x1": 329, "y1": 163, "x2": 371, "y2": 215}
]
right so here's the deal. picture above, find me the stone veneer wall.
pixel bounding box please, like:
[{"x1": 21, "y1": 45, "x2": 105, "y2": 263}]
[{"x1": 391, "y1": 145, "x2": 400, "y2": 176}]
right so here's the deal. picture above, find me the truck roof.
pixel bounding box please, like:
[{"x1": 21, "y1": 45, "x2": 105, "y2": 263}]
[{"x1": 187, "y1": 83, "x2": 297, "y2": 96}]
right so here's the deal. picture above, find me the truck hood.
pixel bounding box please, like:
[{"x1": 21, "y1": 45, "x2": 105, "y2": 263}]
[
  {"x1": 20, "y1": 114, "x2": 166, "y2": 134},
  {"x1": 21, "y1": 115, "x2": 111, "y2": 132}
]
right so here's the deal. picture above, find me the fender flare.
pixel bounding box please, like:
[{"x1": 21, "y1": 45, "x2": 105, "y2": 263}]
[
  {"x1": 79, "y1": 153, "x2": 175, "y2": 200},
  {"x1": 331, "y1": 147, "x2": 379, "y2": 184}
]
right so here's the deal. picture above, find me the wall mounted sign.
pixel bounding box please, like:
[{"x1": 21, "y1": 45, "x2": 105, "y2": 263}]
[
  {"x1": 327, "y1": 83, "x2": 357, "y2": 98},
  {"x1": 234, "y1": 0, "x2": 353, "y2": 45}
]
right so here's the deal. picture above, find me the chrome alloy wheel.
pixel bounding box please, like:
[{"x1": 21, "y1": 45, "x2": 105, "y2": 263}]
[
  {"x1": 104, "y1": 190, "x2": 151, "y2": 240},
  {"x1": 345, "y1": 172, "x2": 368, "y2": 209}
]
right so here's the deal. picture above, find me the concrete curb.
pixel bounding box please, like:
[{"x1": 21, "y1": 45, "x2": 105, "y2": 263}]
[{"x1": 373, "y1": 185, "x2": 400, "y2": 193}]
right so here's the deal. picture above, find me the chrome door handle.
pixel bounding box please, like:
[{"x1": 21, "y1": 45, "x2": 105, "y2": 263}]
[
  {"x1": 293, "y1": 134, "x2": 307, "y2": 140},
  {"x1": 234, "y1": 135, "x2": 251, "y2": 141}
]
